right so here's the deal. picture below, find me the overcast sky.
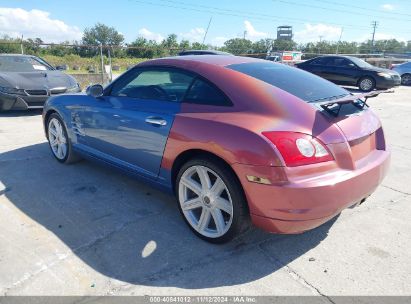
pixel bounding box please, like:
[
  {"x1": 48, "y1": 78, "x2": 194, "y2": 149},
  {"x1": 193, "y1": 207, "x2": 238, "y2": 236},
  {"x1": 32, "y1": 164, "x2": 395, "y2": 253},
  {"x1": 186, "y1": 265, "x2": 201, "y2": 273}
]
[{"x1": 0, "y1": 0, "x2": 410, "y2": 45}]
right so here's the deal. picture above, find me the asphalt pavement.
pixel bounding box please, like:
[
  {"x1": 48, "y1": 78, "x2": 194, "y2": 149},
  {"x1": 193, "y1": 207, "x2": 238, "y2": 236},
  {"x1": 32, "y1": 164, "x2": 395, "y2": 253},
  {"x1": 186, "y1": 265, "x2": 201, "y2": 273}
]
[{"x1": 0, "y1": 86, "x2": 410, "y2": 297}]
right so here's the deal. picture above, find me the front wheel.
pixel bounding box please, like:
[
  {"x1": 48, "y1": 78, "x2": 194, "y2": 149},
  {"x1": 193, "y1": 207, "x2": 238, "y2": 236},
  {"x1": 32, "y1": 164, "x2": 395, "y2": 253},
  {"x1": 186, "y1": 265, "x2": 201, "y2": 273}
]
[
  {"x1": 358, "y1": 76, "x2": 376, "y2": 92},
  {"x1": 401, "y1": 73, "x2": 411, "y2": 86},
  {"x1": 47, "y1": 113, "x2": 80, "y2": 164},
  {"x1": 176, "y1": 157, "x2": 249, "y2": 243}
]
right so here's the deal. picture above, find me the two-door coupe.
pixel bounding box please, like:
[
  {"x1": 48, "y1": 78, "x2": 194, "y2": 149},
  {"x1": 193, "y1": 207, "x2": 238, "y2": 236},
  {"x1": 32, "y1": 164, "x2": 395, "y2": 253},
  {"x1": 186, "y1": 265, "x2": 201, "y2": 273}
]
[{"x1": 43, "y1": 55, "x2": 390, "y2": 243}]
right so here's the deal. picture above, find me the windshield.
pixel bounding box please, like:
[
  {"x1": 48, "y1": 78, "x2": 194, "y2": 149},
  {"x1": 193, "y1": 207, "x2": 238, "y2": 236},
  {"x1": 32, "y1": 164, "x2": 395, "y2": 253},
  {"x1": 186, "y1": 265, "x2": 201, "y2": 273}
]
[
  {"x1": 0, "y1": 56, "x2": 54, "y2": 72},
  {"x1": 227, "y1": 62, "x2": 348, "y2": 102},
  {"x1": 348, "y1": 57, "x2": 373, "y2": 68}
]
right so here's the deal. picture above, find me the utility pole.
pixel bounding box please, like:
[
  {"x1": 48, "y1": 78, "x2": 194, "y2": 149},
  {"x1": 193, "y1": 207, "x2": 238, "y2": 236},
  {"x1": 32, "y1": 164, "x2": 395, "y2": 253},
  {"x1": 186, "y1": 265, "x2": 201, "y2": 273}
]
[
  {"x1": 107, "y1": 47, "x2": 113, "y2": 82},
  {"x1": 100, "y1": 44, "x2": 104, "y2": 84},
  {"x1": 371, "y1": 21, "x2": 378, "y2": 54},
  {"x1": 336, "y1": 27, "x2": 344, "y2": 54},
  {"x1": 318, "y1": 35, "x2": 323, "y2": 54},
  {"x1": 20, "y1": 35, "x2": 24, "y2": 54},
  {"x1": 202, "y1": 17, "x2": 212, "y2": 45}
]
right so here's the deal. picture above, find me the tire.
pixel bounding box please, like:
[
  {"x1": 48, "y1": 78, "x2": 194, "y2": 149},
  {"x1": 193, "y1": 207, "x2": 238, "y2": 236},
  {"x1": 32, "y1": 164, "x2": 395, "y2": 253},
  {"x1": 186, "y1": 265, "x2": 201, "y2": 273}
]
[
  {"x1": 176, "y1": 156, "x2": 249, "y2": 243},
  {"x1": 401, "y1": 73, "x2": 411, "y2": 86},
  {"x1": 358, "y1": 76, "x2": 376, "y2": 92},
  {"x1": 47, "y1": 113, "x2": 81, "y2": 164}
]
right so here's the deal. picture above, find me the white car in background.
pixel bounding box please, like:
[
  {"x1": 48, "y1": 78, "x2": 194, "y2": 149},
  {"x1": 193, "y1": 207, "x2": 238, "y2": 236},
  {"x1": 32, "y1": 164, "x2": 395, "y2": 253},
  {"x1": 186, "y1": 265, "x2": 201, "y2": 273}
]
[{"x1": 392, "y1": 61, "x2": 411, "y2": 86}]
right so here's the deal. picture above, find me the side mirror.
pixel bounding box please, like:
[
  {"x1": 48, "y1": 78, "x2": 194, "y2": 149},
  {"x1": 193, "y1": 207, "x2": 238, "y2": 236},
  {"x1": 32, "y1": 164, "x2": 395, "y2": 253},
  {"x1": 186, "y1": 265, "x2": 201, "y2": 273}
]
[
  {"x1": 55, "y1": 65, "x2": 68, "y2": 71},
  {"x1": 348, "y1": 63, "x2": 356, "y2": 68},
  {"x1": 86, "y1": 84, "x2": 104, "y2": 98}
]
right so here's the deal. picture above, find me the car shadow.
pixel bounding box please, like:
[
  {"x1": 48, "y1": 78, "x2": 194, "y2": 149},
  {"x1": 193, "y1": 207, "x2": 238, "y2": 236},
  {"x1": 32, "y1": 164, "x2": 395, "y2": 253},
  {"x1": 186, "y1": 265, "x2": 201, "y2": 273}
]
[{"x1": 0, "y1": 143, "x2": 336, "y2": 289}]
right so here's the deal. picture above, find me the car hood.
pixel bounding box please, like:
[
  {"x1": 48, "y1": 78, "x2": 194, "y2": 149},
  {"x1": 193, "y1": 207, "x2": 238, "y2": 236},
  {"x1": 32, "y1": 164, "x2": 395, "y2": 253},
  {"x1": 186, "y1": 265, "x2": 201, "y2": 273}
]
[
  {"x1": 362, "y1": 66, "x2": 398, "y2": 75},
  {"x1": 0, "y1": 71, "x2": 77, "y2": 90}
]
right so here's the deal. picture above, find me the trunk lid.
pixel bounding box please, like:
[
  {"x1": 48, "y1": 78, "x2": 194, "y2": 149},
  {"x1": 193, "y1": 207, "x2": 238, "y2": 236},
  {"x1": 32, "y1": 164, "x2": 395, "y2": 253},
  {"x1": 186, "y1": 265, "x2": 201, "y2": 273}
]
[
  {"x1": 314, "y1": 93, "x2": 385, "y2": 165},
  {"x1": 334, "y1": 109, "x2": 381, "y2": 162}
]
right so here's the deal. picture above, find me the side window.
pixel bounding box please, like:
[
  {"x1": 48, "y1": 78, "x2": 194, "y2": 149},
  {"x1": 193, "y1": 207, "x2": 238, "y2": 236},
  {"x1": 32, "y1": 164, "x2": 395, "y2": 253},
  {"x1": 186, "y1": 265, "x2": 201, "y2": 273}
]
[
  {"x1": 333, "y1": 58, "x2": 351, "y2": 67},
  {"x1": 310, "y1": 57, "x2": 329, "y2": 65},
  {"x1": 326, "y1": 58, "x2": 337, "y2": 66},
  {"x1": 110, "y1": 68, "x2": 194, "y2": 102},
  {"x1": 184, "y1": 78, "x2": 232, "y2": 106}
]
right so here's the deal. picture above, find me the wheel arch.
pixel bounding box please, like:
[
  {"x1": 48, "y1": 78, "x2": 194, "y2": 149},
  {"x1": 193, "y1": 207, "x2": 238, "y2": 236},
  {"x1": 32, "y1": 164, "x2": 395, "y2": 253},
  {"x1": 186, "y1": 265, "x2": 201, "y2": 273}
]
[
  {"x1": 43, "y1": 109, "x2": 58, "y2": 138},
  {"x1": 170, "y1": 149, "x2": 248, "y2": 212}
]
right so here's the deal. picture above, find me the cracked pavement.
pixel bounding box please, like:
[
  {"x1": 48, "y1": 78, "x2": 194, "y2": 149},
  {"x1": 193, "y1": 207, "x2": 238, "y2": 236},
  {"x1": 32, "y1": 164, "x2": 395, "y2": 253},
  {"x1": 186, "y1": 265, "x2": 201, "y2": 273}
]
[{"x1": 0, "y1": 86, "x2": 410, "y2": 297}]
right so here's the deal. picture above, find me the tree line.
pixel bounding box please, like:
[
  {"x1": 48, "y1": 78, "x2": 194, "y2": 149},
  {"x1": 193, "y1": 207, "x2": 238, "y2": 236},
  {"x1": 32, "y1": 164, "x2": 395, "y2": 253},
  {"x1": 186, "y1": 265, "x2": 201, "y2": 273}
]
[{"x1": 1, "y1": 23, "x2": 411, "y2": 59}]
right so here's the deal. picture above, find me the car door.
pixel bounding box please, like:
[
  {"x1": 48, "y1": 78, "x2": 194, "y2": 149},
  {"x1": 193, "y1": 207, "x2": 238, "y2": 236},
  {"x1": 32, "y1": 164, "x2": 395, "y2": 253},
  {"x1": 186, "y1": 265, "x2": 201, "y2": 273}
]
[
  {"x1": 325, "y1": 58, "x2": 359, "y2": 85},
  {"x1": 77, "y1": 67, "x2": 194, "y2": 179},
  {"x1": 304, "y1": 57, "x2": 331, "y2": 79},
  {"x1": 321, "y1": 57, "x2": 341, "y2": 83}
]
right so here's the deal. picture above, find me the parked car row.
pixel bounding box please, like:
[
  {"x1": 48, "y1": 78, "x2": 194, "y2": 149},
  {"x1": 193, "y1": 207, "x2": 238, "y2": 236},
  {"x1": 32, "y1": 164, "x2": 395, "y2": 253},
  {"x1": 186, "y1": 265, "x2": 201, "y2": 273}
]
[
  {"x1": 1, "y1": 52, "x2": 409, "y2": 112},
  {"x1": 295, "y1": 55, "x2": 402, "y2": 91},
  {"x1": 180, "y1": 51, "x2": 406, "y2": 92},
  {"x1": 0, "y1": 50, "x2": 396, "y2": 242}
]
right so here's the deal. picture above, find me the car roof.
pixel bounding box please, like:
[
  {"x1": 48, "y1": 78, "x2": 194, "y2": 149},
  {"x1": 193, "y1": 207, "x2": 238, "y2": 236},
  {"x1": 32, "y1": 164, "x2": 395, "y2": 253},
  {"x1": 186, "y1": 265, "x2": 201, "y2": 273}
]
[
  {"x1": 0, "y1": 54, "x2": 35, "y2": 57},
  {"x1": 178, "y1": 50, "x2": 232, "y2": 56},
  {"x1": 139, "y1": 55, "x2": 262, "y2": 68},
  {"x1": 311, "y1": 55, "x2": 365, "y2": 61}
]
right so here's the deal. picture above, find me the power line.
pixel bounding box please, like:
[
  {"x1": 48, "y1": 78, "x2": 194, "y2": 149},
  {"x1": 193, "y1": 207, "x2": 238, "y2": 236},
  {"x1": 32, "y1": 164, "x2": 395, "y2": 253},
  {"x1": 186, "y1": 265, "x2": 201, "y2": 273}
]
[
  {"x1": 129, "y1": 0, "x2": 411, "y2": 35},
  {"x1": 311, "y1": 0, "x2": 411, "y2": 18},
  {"x1": 274, "y1": 0, "x2": 411, "y2": 22},
  {"x1": 128, "y1": 0, "x2": 368, "y2": 31}
]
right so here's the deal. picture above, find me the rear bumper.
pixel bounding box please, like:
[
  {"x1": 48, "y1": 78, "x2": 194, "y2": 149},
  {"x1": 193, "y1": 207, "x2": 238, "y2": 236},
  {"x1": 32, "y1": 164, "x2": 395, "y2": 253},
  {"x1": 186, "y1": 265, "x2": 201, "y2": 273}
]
[
  {"x1": 0, "y1": 93, "x2": 48, "y2": 111},
  {"x1": 232, "y1": 149, "x2": 390, "y2": 234}
]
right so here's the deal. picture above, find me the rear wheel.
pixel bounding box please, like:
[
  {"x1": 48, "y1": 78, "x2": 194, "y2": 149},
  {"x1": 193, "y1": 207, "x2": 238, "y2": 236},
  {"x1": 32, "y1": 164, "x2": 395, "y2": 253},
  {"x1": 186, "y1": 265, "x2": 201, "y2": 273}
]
[
  {"x1": 358, "y1": 76, "x2": 375, "y2": 92},
  {"x1": 47, "y1": 113, "x2": 80, "y2": 164},
  {"x1": 176, "y1": 157, "x2": 249, "y2": 243},
  {"x1": 401, "y1": 73, "x2": 411, "y2": 86}
]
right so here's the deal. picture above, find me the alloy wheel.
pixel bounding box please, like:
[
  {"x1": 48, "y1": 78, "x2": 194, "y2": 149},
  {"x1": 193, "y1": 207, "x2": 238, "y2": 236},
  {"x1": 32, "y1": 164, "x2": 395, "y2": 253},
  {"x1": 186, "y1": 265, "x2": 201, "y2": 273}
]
[
  {"x1": 48, "y1": 118, "x2": 68, "y2": 160},
  {"x1": 402, "y1": 74, "x2": 411, "y2": 86},
  {"x1": 360, "y1": 78, "x2": 374, "y2": 91},
  {"x1": 178, "y1": 165, "x2": 234, "y2": 238}
]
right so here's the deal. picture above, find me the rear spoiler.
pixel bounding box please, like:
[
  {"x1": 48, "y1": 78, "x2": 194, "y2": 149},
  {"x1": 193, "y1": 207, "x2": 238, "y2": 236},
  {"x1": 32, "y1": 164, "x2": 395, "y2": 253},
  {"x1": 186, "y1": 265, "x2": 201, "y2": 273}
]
[{"x1": 314, "y1": 90, "x2": 391, "y2": 116}]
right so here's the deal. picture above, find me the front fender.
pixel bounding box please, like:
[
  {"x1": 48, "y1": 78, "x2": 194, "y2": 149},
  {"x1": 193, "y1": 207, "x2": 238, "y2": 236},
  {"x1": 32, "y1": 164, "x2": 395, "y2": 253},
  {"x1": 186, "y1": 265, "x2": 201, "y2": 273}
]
[{"x1": 42, "y1": 94, "x2": 86, "y2": 143}]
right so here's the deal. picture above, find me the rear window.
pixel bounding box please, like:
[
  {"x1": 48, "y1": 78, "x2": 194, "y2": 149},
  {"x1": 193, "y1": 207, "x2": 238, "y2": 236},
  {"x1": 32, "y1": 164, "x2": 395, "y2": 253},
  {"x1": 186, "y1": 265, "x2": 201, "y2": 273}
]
[
  {"x1": 184, "y1": 78, "x2": 232, "y2": 106},
  {"x1": 227, "y1": 62, "x2": 348, "y2": 102}
]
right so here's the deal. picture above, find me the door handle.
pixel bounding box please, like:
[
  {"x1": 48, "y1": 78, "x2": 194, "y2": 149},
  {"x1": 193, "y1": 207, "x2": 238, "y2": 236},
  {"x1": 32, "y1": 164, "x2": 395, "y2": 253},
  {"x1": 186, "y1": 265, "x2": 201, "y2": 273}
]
[{"x1": 145, "y1": 117, "x2": 167, "y2": 126}]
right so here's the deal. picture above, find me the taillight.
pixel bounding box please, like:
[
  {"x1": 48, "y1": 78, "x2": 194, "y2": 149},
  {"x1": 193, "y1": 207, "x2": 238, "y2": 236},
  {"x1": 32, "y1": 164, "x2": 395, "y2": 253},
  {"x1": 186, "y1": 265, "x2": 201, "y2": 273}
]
[{"x1": 262, "y1": 131, "x2": 334, "y2": 167}]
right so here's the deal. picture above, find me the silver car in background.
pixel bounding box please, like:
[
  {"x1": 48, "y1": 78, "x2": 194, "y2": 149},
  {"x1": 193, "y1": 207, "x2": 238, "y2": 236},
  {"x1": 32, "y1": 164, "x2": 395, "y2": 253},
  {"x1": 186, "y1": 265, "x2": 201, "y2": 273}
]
[
  {"x1": 0, "y1": 54, "x2": 80, "y2": 111},
  {"x1": 392, "y1": 62, "x2": 411, "y2": 86}
]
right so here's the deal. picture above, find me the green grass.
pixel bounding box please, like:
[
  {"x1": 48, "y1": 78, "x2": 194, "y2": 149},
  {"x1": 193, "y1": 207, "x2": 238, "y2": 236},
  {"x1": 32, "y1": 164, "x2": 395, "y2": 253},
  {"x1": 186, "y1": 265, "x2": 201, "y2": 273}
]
[{"x1": 42, "y1": 54, "x2": 148, "y2": 73}]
